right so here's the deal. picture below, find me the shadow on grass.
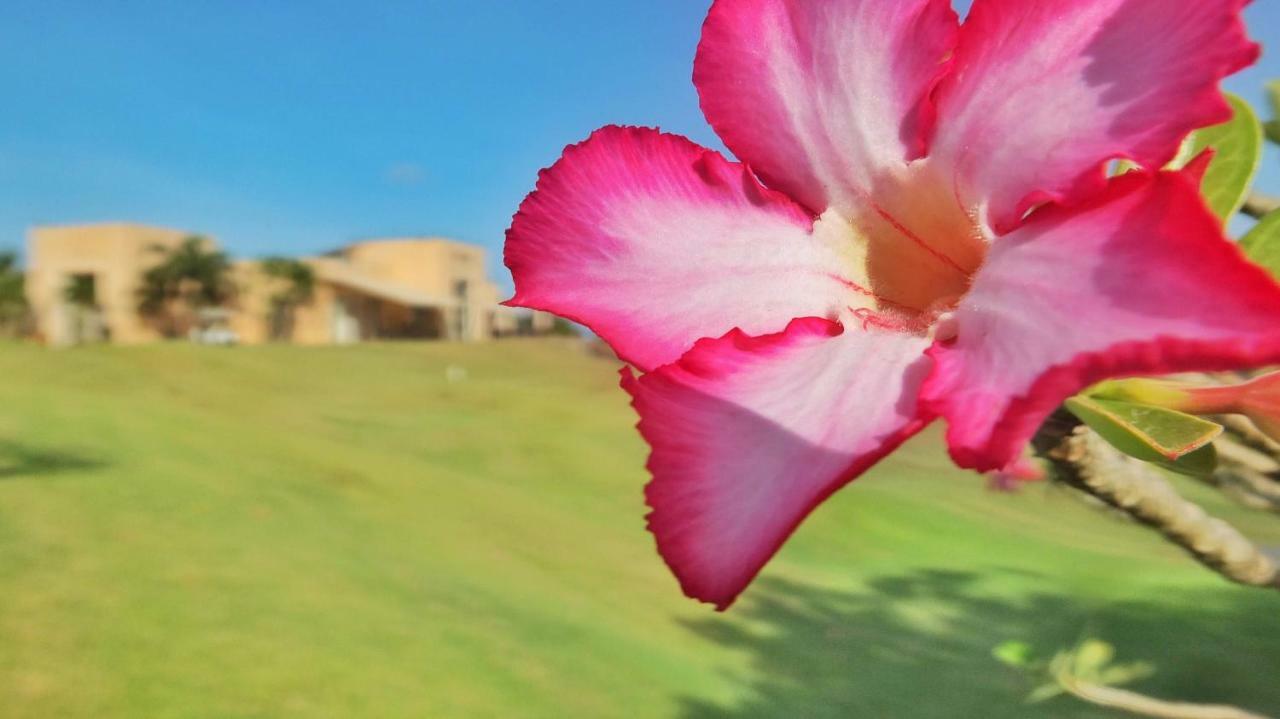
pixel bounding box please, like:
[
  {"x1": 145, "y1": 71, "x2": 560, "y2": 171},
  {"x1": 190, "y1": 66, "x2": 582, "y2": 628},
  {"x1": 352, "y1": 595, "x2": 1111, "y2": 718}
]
[
  {"x1": 0, "y1": 440, "x2": 107, "y2": 480},
  {"x1": 679, "y1": 570, "x2": 1280, "y2": 719}
]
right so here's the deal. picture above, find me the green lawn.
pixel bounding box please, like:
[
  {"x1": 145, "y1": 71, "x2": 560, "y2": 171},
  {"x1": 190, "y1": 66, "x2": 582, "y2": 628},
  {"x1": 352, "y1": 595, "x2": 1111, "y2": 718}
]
[{"x1": 0, "y1": 339, "x2": 1277, "y2": 718}]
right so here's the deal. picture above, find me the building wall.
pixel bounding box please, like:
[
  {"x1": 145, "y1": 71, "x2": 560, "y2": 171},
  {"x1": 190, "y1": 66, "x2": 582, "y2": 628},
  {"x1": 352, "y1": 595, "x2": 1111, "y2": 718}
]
[
  {"x1": 227, "y1": 258, "x2": 455, "y2": 346},
  {"x1": 26, "y1": 224, "x2": 198, "y2": 346},
  {"x1": 340, "y1": 238, "x2": 499, "y2": 342},
  {"x1": 294, "y1": 282, "x2": 341, "y2": 345},
  {"x1": 227, "y1": 263, "x2": 358, "y2": 346},
  {"x1": 27, "y1": 226, "x2": 527, "y2": 346},
  {"x1": 227, "y1": 260, "x2": 272, "y2": 345},
  {"x1": 493, "y1": 306, "x2": 560, "y2": 337}
]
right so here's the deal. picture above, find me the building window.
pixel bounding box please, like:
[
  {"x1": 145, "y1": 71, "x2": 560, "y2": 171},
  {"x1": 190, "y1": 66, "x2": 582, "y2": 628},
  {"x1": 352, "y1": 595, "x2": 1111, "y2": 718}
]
[
  {"x1": 64, "y1": 273, "x2": 97, "y2": 307},
  {"x1": 63, "y1": 273, "x2": 106, "y2": 344}
]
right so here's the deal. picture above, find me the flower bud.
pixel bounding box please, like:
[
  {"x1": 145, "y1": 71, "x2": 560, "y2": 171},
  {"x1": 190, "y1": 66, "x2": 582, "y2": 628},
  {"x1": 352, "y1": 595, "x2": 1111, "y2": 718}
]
[
  {"x1": 1193, "y1": 373, "x2": 1280, "y2": 444},
  {"x1": 1096, "y1": 373, "x2": 1280, "y2": 443}
]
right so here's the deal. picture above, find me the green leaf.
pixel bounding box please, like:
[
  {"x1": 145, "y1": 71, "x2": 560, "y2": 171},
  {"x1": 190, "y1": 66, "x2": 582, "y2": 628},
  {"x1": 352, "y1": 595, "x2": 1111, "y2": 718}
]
[
  {"x1": 1026, "y1": 682, "x2": 1065, "y2": 704},
  {"x1": 1240, "y1": 211, "x2": 1280, "y2": 280},
  {"x1": 1089, "y1": 378, "x2": 1192, "y2": 409},
  {"x1": 1065, "y1": 396, "x2": 1221, "y2": 476},
  {"x1": 1112, "y1": 158, "x2": 1141, "y2": 176},
  {"x1": 993, "y1": 641, "x2": 1034, "y2": 668},
  {"x1": 1169, "y1": 134, "x2": 1201, "y2": 170},
  {"x1": 1067, "y1": 396, "x2": 1222, "y2": 458},
  {"x1": 1072, "y1": 639, "x2": 1114, "y2": 680},
  {"x1": 1173, "y1": 93, "x2": 1263, "y2": 223},
  {"x1": 1266, "y1": 81, "x2": 1280, "y2": 146},
  {"x1": 1098, "y1": 662, "x2": 1156, "y2": 688}
]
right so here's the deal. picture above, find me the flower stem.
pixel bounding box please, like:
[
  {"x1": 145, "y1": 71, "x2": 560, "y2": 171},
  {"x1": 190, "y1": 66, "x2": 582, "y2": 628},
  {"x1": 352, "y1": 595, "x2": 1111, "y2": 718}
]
[
  {"x1": 1055, "y1": 673, "x2": 1272, "y2": 719},
  {"x1": 1032, "y1": 415, "x2": 1280, "y2": 589}
]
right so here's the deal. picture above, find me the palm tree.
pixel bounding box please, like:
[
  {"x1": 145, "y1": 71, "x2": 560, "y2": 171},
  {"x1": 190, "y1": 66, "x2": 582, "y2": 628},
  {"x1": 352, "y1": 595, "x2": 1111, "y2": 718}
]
[
  {"x1": 0, "y1": 251, "x2": 28, "y2": 337},
  {"x1": 260, "y1": 257, "x2": 315, "y2": 341},
  {"x1": 137, "y1": 236, "x2": 235, "y2": 337}
]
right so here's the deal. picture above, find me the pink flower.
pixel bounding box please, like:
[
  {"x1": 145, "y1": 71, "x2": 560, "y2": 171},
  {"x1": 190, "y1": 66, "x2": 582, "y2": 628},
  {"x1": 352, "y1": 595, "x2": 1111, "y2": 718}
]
[{"x1": 505, "y1": 0, "x2": 1274, "y2": 609}]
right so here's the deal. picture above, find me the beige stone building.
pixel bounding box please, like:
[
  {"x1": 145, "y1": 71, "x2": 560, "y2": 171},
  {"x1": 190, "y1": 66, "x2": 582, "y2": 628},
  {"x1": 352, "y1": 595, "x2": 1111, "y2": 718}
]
[
  {"x1": 26, "y1": 223, "x2": 193, "y2": 345},
  {"x1": 26, "y1": 223, "x2": 550, "y2": 346}
]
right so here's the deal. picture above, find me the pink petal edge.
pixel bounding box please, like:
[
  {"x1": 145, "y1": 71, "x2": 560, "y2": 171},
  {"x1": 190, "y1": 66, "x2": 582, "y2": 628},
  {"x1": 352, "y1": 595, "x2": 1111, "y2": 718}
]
[
  {"x1": 694, "y1": 0, "x2": 959, "y2": 217},
  {"x1": 922, "y1": 169, "x2": 1280, "y2": 471},
  {"x1": 624, "y1": 317, "x2": 934, "y2": 609},
  {"x1": 931, "y1": 0, "x2": 1259, "y2": 234},
  {"x1": 505, "y1": 125, "x2": 866, "y2": 372}
]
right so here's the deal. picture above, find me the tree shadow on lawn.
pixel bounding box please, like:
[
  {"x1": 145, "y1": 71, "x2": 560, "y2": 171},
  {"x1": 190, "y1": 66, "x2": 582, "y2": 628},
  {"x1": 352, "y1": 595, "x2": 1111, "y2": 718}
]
[
  {"x1": 678, "y1": 569, "x2": 1280, "y2": 719},
  {"x1": 0, "y1": 439, "x2": 107, "y2": 480}
]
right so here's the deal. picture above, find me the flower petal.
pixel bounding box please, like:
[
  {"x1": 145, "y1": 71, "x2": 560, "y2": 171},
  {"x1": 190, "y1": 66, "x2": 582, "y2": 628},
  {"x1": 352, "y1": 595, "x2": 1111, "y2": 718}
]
[
  {"x1": 624, "y1": 317, "x2": 933, "y2": 609},
  {"x1": 931, "y1": 0, "x2": 1258, "y2": 233},
  {"x1": 921, "y1": 170, "x2": 1280, "y2": 472},
  {"x1": 694, "y1": 0, "x2": 959, "y2": 216},
  {"x1": 505, "y1": 126, "x2": 869, "y2": 371}
]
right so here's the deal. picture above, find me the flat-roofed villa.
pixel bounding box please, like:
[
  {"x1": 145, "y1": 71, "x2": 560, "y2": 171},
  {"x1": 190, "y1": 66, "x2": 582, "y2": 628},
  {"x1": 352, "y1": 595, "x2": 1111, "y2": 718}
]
[{"x1": 25, "y1": 222, "x2": 553, "y2": 346}]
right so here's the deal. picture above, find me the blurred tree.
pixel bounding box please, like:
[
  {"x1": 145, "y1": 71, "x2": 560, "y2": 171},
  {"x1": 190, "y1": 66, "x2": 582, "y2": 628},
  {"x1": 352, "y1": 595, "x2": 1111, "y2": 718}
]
[
  {"x1": 551, "y1": 316, "x2": 579, "y2": 337},
  {"x1": 137, "y1": 236, "x2": 235, "y2": 337},
  {"x1": 0, "y1": 251, "x2": 28, "y2": 337},
  {"x1": 260, "y1": 257, "x2": 315, "y2": 341}
]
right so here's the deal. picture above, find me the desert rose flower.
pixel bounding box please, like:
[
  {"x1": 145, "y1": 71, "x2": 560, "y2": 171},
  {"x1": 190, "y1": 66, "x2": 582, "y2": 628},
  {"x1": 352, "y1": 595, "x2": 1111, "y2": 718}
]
[{"x1": 505, "y1": 0, "x2": 1277, "y2": 609}]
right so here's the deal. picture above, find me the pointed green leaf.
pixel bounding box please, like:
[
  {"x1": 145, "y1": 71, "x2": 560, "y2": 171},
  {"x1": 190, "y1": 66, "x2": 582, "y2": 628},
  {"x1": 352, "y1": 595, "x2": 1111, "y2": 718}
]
[
  {"x1": 1067, "y1": 397, "x2": 1222, "y2": 459},
  {"x1": 1026, "y1": 683, "x2": 1065, "y2": 704},
  {"x1": 1169, "y1": 134, "x2": 1201, "y2": 169},
  {"x1": 1112, "y1": 158, "x2": 1141, "y2": 176},
  {"x1": 1173, "y1": 93, "x2": 1263, "y2": 222},
  {"x1": 1098, "y1": 662, "x2": 1156, "y2": 687},
  {"x1": 1241, "y1": 211, "x2": 1280, "y2": 280},
  {"x1": 1065, "y1": 396, "x2": 1221, "y2": 476}
]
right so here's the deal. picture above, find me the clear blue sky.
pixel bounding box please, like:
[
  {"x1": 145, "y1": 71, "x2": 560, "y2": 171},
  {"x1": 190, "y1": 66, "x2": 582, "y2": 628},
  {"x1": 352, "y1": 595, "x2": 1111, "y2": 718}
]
[{"x1": 2, "y1": 1, "x2": 1277, "y2": 289}]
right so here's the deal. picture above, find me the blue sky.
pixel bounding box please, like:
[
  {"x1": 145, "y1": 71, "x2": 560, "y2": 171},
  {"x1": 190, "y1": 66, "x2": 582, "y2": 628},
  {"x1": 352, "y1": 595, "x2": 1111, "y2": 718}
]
[{"x1": 2, "y1": 1, "x2": 1277, "y2": 289}]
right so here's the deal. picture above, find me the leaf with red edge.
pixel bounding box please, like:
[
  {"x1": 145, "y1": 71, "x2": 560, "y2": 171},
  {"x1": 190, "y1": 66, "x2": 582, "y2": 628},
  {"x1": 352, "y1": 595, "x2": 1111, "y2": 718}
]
[{"x1": 1065, "y1": 396, "x2": 1221, "y2": 476}]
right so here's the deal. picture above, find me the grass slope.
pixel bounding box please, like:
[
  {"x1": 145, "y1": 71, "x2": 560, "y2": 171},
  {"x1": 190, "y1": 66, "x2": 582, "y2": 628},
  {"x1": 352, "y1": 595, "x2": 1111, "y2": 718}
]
[{"x1": 0, "y1": 340, "x2": 1277, "y2": 718}]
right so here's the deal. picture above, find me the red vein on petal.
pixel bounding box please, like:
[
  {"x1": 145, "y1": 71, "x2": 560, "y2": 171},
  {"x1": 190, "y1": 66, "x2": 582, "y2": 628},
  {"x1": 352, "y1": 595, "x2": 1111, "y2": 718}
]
[
  {"x1": 869, "y1": 200, "x2": 969, "y2": 277},
  {"x1": 829, "y1": 275, "x2": 926, "y2": 315}
]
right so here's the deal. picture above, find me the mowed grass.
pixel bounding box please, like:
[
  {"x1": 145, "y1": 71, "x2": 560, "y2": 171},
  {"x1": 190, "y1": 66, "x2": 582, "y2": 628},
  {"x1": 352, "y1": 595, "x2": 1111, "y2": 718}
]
[{"x1": 0, "y1": 339, "x2": 1278, "y2": 718}]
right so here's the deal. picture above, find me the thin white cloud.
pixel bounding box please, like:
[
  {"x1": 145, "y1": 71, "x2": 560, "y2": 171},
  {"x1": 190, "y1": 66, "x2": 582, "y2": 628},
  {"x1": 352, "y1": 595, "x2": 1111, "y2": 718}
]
[{"x1": 384, "y1": 162, "x2": 427, "y2": 186}]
